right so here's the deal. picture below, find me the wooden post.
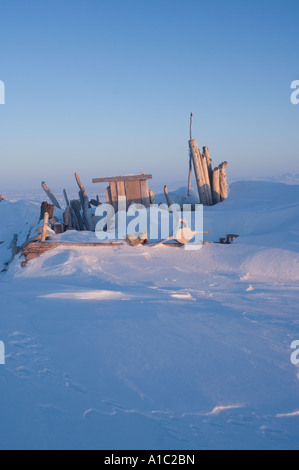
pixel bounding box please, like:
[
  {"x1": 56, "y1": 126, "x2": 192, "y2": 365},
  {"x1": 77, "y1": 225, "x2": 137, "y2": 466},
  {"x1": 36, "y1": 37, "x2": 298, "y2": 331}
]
[
  {"x1": 189, "y1": 139, "x2": 212, "y2": 206},
  {"x1": 149, "y1": 191, "x2": 156, "y2": 205},
  {"x1": 199, "y1": 148, "x2": 213, "y2": 206},
  {"x1": 212, "y1": 167, "x2": 221, "y2": 205},
  {"x1": 40, "y1": 202, "x2": 54, "y2": 221},
  {"x1": 74, "y1": 173, "x2": 93, "y2": 231},
  {"x1": 140, "y1": 180, "x2": 150, "y2": 208},
  {"x1": 63, "y1": 206, "x2": 72, "y2": 230},
  {"x1": 41, "y1": 212, "x2": 49, "y2": 243},
  {"x1": 41, "y1": 182, "x2": 61, "y2": 209},
  {"x1": 116, "y1": 181, "x2": 126, "y2": 212},
  {"x1": 164, "y1": 185, "x2": 173, "y2": 207},
  {"x1": 70, "y1": 200, "x2": 84, "y2": 231},
  {"x1": 187, "y1": 151, "x2": 192, "y2": 197},
  {"x1": 219, "y1": 162, "x2": 229, "y2": 201},
  {"x1": 203, "y1": 146, "x2": 213, "y2": 187}
]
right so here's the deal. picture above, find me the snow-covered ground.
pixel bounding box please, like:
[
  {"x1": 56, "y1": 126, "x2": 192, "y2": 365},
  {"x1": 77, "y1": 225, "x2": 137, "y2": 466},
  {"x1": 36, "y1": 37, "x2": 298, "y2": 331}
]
[{"x1": 0, "y1": 180, "x2": 299, "y2": 450}]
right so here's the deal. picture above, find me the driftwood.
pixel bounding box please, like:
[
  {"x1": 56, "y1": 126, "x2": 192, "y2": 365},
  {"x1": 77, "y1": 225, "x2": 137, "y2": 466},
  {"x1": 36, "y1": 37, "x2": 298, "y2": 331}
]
[
  {"x1": 219, "y1": 162, "x2": 228, "y2": 201},
  {"x1": 41, "y1": 182, "x2": 61, "y2": 209},
  {"x1": 189, "y1": 139, "x2": 213, "y2": 206},
  {"x1": 40, "y1": 202, "x2": 54, "y2": 221},
  {"x1": 149, "y1": 191, "x2": 156, "y2": 205},
  {"x1": 41, "y1": 212, "x2": 49, "y2": 243},
  {"x1": 74, "y1": 173, "x2": 93, "y2": 231},
  {"x1": 203, "y1": 146, "x2": 213, "y2": 187},
  {"x1": 63, "y1": 206, "x2": 71, "y2": 229},
  {"x1": 21, "y1": 241, "x2": 124, "y2": 267},
  {"x1": 70, "y1": 200, "x2": 84, "y2": 231},
  {"x1": 54, "y1": 223, "x2": 65, "y2": 234},
  {"x1": 212, "y1": 168, "x2": 221, "y2": 205},
  {"x1": 90, "y1": 199, "x2": 101, "y2": 207},
  {"x1": 187, "y1": 114, "x2": 228, "y2": 206},
  {"x1": 164, "y1": 185, "x2": 173, "y2": 207},
  {"x1": 64, "y1": 189, "x2": 81, "y2": 230}
]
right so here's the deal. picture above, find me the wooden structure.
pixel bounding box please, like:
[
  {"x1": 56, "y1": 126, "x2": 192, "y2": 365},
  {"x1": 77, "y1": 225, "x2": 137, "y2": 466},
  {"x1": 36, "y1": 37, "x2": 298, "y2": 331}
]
[
  {"x1": 188, "y1": 114, "x2": 228, "y2": 206},
  {"x1": 21, "y1": 241, "x2": 124, "y2": 267},
  {"x1": 92, "y1": 174, "x2": 153, "y2": 210}
]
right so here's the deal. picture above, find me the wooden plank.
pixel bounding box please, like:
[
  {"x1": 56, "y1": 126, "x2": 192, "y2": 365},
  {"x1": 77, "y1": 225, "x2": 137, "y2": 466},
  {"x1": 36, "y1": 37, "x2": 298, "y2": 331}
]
[
  {"x1": 92, "y1": 174, "x2": 152, "y2": 184},
  {"x1": 41, "y1": 182, "x2": 61, "y2": 209},
  {"x1": 106, "y1": 186, "x2": 112, "y2": 205},
  {"x1": 41, "y1": 212, "x2": 49, "y2": 243},
  {"x1": 110, "y1": 182, "x2": 118, "y2": 211},
  {"x1": 140, "y1": 180, "x2": 150, "y2": 208},
  {"x1": 23, "y1": 241, "x2": 123, "y2": 253},
  {"x1": 117, "y1": 181, "x2": 126, "y2": 211},
  {"x1": 116, "y1": 181, "x2": 126, "y2": 198},
  {"x1": 189, "y1": 140, "x2": 209, "y2": 206},
  {"x1": 75, "y1": 173, "x2": 93, "y2": 231},
  {"x1": 149, "y1": 191, "x2": 156, "y2": 205},
  {"x1": 212, "y1": 167, "x2": 221, "y2": 205},
  {"x1": 164, "y1": 185, "x2": 172, "y2": 207},
  {"x1": 219, "y1": 162, "x2": 229, "y2": 201},
  {"x1": 125, "y1": 180, "x2": 142, "y2": 209}
]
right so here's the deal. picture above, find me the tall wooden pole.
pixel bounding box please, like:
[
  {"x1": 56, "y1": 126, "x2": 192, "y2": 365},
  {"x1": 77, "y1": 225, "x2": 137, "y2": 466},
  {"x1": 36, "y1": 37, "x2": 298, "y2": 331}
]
[
  {"x1": 187, "y1": 113, "x2": 193, "y2": 197},
  {"x1": 189, "y1": 139, "x2": 210, "y2": 205}
]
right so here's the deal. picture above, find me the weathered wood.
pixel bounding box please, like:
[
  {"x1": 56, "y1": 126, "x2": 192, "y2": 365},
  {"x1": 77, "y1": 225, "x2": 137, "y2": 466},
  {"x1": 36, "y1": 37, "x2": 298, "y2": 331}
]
[
  {"x1": 110, "y1": 181, "x2": 118, "y2": 211},
  {"x1": 106, "y1": 186, "x2": 112, "y2": 205},
  {"x1": 41, "y1": 212, "x2": 49, "y2": 243},
  {"x1": 199, "y1": 149, "x2": 213, "y2": 206},
  {"x1": 63, "y1": 189, "x2": 70, "y2": 207},
  {"x1": 187, "y1": 151, "x2": 192, "y2": 197},
  {"x1": 189, "y1": 140, "x2": 210, "y2": 206},
  {"x1": 212, "y1": 167, "x2": 221, "y2": 205},
  {"x1": 21, "y1": 241, "x2": 125, "y2": 266},
  {"x1": 203, "y1": 146, "x2": 213, "y2": 188},
  {"x1": 140, "y1": 180, "x2": 150, "y2": 208},
  {"x1": 54, "y1": 223, "x2": 65, "y2": 234},
  {"x1": 41, "y1": 182, "x2": 61, "y2": 209},
  {"x1": 40, "y1": 202, "x2": 54, "y2": 221},
  {"x1": 219, "y1": 162, "x2": 229, "y2": 201},
  {"x1": 116, "y1": 181, "x2": 126, "y2": 211},
  {"x1": 164, "y1": 185, "x2": 173, "y2": 207},
  {"x1": 89, "y1": 199, "x2": 101, "y2": 207},
  {"x1": 70, "y1": 200, "x2": 84, "y2": 231},
  {"x1": 93, "y1": 174, "x2": 152, "y2": 184},
  {"x1": 149, "y1": 191, "x2": 156, "y2": 205},
  {"x1": 74, "y1": 173, "x2": 86, "y2": 193},
  {"x1": 75, "y1": 173, "x2": 93, "y2": 231},
  {"x1": 126, "y1": 180, "x2": 142, "y2": 208},
  {"x1": 63, "y1": 206, "x2": 72, "y2": 229}
]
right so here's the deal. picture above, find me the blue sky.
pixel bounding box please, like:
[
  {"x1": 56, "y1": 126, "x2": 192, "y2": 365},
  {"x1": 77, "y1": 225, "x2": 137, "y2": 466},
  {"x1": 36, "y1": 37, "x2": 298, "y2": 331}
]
[{"x1": 0, "y1": 0, "x2": 298, "y2": 189}]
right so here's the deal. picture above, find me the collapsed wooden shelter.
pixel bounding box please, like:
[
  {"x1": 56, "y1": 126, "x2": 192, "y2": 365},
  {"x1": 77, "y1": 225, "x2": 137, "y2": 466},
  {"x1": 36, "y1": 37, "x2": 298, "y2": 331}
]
[{"x1": 92, "y1": 173, "x2": 154, "y2": 210}]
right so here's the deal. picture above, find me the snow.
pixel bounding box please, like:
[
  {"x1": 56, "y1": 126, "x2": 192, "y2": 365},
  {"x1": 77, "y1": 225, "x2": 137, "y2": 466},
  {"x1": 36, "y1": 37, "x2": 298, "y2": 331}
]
[{"x1": 0, "y1": 180, "x2": 299, "y2": 450}]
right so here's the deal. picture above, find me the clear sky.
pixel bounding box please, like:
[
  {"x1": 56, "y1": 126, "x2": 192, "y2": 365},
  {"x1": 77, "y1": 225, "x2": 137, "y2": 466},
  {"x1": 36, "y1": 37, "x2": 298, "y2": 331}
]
[{"x1": 0, "y1": 0, "x2": 298, "y2": 190}]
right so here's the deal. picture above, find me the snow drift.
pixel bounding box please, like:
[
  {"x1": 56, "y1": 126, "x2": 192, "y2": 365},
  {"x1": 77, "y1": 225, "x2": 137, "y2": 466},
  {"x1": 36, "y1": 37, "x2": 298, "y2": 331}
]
[{"x1": 0, "y1": 181, "x2": 299, "y2": 450}]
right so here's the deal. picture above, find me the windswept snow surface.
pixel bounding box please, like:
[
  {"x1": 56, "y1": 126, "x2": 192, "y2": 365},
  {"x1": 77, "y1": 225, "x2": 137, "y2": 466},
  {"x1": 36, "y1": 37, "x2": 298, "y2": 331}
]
[{"x1": 0, "y1": 181, "x2": 299, "y2": 450}]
